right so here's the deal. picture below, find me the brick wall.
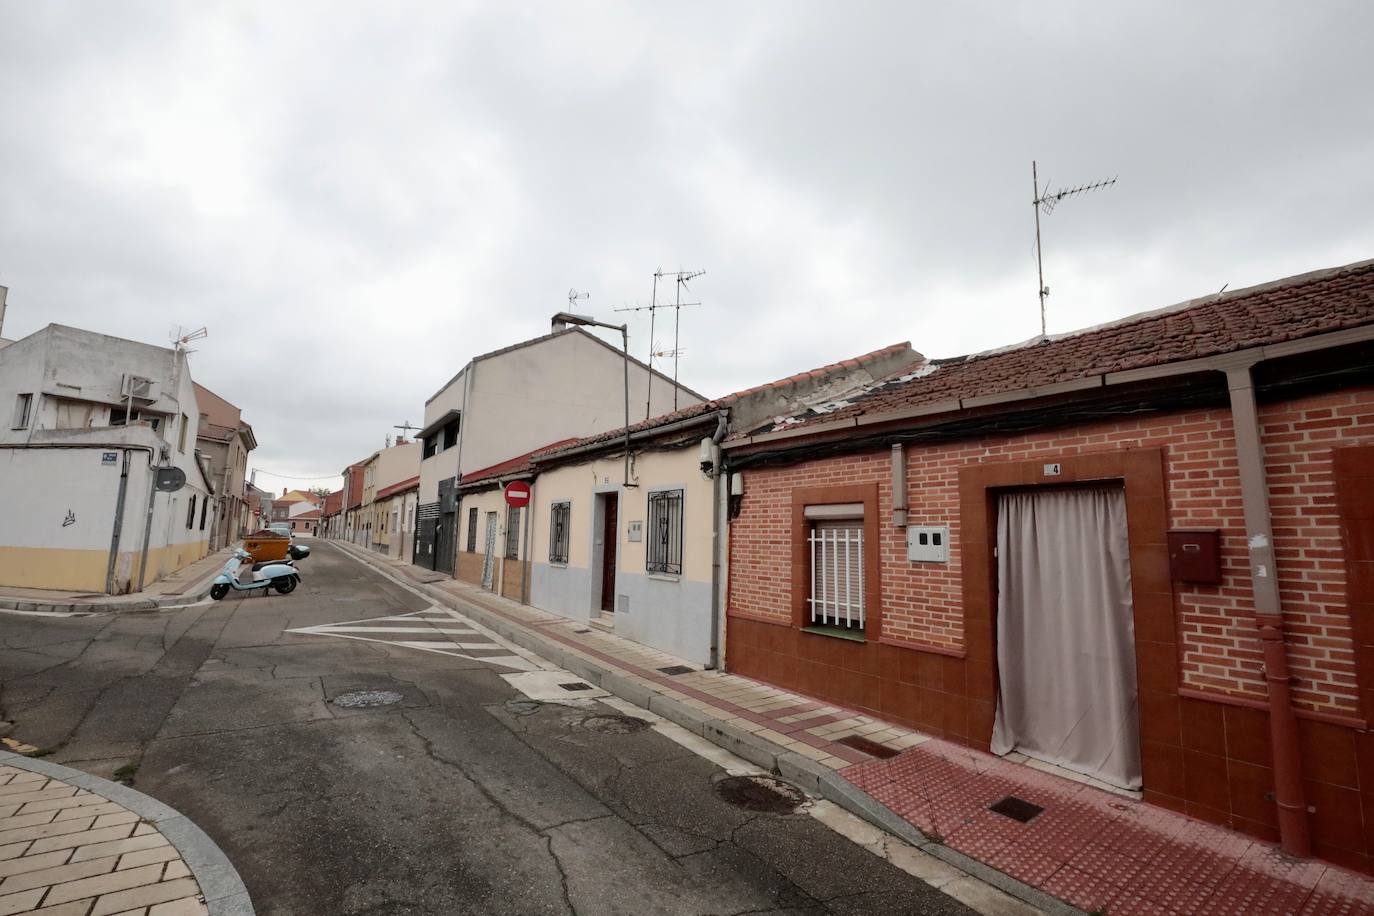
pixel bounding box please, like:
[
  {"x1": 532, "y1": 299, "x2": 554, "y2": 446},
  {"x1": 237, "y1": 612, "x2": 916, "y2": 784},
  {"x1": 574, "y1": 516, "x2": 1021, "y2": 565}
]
[{"x1": 728, "y1": 385, "x2": 1374, "y2": 716}]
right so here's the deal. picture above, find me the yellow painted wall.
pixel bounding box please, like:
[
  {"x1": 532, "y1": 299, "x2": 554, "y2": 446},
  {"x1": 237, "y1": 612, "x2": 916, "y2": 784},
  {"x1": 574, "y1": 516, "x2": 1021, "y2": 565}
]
[{"x1": 0, "y1": 538, "x2": 210, "y2": 593}]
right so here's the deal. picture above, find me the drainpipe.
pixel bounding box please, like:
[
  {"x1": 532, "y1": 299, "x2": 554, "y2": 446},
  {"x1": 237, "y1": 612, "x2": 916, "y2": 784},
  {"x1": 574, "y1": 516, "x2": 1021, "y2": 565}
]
[
  {"x1": 103, "y1": 449, "x2": 132, "y2": 595},
  {"x1": 708, "y1": 410, "x2": 729, "y2": 670},
  {"x1": 891, "y1": 443, "x2": 908, "y2": 527},
  {"x1": 1226, "y1": 363, "x2": 1311, "y2": 858}
]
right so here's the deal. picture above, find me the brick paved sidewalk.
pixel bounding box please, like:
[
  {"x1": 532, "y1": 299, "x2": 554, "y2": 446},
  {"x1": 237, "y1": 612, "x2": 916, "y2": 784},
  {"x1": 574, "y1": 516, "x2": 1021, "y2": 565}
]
[
  {"x1": 0, "y1": 754, "x2": 251, "y2": 916},
  {"x1": 340, "y1": 540, "x2": 1374, "y2": 915}
]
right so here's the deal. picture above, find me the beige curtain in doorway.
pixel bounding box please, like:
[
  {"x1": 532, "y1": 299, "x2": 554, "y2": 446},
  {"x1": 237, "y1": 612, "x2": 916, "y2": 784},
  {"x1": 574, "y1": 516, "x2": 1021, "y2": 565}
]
[{"x1": 990, "y1": 486, "x2": 1141, "y2": 790}]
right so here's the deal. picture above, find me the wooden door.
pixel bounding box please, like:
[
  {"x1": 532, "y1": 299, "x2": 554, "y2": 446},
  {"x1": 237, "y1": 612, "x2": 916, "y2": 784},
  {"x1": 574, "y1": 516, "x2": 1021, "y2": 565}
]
[{"x1": 600, "y1": 496, "x2": 618, "y2": 612}]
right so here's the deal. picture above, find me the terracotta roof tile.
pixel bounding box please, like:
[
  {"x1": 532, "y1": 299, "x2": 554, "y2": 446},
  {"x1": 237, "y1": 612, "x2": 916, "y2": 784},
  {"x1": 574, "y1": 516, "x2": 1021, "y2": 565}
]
[{"x1": 752, "y1": 258, "x2": 1374, "y2": 436}]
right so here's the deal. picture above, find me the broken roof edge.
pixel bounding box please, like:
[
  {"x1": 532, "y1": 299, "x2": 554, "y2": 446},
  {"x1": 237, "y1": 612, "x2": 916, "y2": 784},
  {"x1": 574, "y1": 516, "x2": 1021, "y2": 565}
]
[{"x1": 530, "y1": 340, "x2": 919, "y2": 462}]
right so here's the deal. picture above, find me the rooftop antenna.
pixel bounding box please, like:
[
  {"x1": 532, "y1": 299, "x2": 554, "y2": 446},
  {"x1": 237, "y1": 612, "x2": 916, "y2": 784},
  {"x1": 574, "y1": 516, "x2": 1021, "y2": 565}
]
[
  {"x1": 393, "y1": 421, "x2": 419, "y2": 441},
  {"x1": 1032, "y1": 162, "x2": 1116, "y2": 339},
  {"x1": 170, "y1": 325, "x2": 208, "y2": 352},
  {"x1": 667, "y1": 269, "x2": 704, "y2": 409},
  {"x1": 567, "y1": 288, "x2": 589, "y2": 310}
]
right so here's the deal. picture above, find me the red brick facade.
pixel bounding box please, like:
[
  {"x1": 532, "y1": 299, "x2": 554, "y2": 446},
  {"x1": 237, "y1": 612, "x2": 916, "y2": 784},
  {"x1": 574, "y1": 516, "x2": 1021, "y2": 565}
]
[{"x1": 725, "y1": 385, "x2": 1374, "y2": 868}]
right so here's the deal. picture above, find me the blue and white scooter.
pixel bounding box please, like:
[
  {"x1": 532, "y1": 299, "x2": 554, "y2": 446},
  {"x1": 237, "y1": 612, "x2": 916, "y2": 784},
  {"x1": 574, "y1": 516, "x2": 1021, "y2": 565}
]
[{"x1": 209, "y1": 548, "x2": 300, "y2": 600}]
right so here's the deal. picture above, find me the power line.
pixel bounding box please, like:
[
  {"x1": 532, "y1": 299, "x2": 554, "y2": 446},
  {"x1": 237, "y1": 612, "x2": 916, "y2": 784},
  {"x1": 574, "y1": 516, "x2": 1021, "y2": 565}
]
[{"x1": 249, "y1": 468, "x2": 344, "y2": 481}]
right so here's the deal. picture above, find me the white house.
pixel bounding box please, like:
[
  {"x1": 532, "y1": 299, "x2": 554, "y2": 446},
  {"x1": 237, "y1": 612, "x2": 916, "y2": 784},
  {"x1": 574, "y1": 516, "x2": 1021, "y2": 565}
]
[
  {"x1": 524, "y1": 342, "x2": 921, "y2": 666},
  {"x1": 0, "y1": 324, "x2": 215, "y2": 593},
  {"x1": 414, "y1": 316, "x2": 705, "y2": 574}
]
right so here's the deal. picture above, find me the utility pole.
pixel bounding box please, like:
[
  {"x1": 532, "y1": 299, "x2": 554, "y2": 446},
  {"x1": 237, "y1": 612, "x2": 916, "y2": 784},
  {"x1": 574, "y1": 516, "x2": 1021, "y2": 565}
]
[{"x1": 1031, "y1": 162, "x2": 1116, "y2": 338}]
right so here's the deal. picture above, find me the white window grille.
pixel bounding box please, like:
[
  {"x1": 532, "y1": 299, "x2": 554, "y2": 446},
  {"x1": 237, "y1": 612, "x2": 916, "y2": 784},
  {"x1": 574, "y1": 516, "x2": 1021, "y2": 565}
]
[{"x1": 808, "y1": 519, "x2": 864, "y2": 631}]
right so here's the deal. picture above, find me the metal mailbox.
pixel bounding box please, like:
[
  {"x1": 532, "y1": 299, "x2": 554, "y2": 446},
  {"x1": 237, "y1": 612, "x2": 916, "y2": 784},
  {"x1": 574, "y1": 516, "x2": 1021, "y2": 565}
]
[{"x1": 1167, "y1": 529, "x2": 1222, "y2": 584}]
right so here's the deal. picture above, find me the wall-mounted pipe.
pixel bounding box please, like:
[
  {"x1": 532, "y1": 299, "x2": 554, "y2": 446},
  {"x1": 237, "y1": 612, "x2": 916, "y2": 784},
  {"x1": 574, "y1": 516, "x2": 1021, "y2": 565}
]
[
  {"x1": 891, "y1": 443, "x2": 908, "y2": 527},
  {"x1": 708, "y1": 409, "x2": 731, "y2": 670},
  {"x1": 1226, "y1": 363, "x2": 1310, "y2": 858}
]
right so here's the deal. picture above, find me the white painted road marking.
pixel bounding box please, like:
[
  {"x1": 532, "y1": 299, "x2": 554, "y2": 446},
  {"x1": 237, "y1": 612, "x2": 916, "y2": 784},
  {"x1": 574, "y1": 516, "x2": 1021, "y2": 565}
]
[{"x1": 286, "y1": 607, "x2": 547, "y2": 672}]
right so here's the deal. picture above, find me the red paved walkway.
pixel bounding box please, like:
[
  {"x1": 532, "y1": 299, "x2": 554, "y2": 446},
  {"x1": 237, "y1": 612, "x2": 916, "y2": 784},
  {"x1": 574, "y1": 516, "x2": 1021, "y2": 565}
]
[{"x1": 845, "y1": 739, "x2": 1374, "y2": 915}]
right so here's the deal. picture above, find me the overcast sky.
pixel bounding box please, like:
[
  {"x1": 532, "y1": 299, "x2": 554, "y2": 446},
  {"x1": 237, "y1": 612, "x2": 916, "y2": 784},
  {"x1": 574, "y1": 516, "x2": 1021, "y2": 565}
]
[{"x1": 3, "y1": 2, "x2": 1372, "y2": 492}]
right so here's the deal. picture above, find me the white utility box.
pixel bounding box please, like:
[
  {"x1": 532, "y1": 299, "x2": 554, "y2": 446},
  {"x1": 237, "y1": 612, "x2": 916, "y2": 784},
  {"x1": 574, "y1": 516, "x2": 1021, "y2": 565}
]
[{"x1": 907, "y1": 525, "x2": 949, "y2": 562}]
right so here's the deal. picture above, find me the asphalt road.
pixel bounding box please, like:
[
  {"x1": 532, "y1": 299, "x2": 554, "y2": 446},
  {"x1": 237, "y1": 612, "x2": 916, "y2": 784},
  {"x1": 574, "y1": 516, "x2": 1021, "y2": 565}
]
[{"x1": 0, "y1": 541, "x2": 976, "y2": 916}]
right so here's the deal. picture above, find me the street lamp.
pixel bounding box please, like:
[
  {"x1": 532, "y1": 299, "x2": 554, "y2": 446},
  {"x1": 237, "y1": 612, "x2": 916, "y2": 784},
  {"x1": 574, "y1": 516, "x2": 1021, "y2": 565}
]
[{"x1": 551, "y1": 311, "x2": 632, "y2": 487}]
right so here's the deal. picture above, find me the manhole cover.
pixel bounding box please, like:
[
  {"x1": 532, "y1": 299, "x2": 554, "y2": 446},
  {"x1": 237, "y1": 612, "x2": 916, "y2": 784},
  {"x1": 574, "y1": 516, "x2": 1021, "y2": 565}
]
[
  {"x1": 580, "y1": 714, "x2": 650, "y2": 734},
  {"x1": 657, "y1": 665, "x2": 695, "y2": 676},
  {"x1": 331, "y1": 689, "x2": 404, "y2": 709},
  {"x1": 559, "y1": 682, "x2": 593, "y2": 692},
  {"x1": 714, "y1": 775, "x2": 806, "y2": 814}
]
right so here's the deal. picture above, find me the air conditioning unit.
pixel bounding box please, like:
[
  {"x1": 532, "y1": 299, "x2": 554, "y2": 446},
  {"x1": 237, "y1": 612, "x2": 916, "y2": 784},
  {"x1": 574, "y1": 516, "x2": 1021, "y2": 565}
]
[{"x1": 122, "y1": 374, "x2": 159, "y2": 403}]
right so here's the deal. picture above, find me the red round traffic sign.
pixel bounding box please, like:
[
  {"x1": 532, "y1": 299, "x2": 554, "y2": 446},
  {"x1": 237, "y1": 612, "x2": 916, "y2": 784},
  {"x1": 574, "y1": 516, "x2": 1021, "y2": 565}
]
[{"x1": 504, "y1": 480, "x2": 531, "y2": 508}]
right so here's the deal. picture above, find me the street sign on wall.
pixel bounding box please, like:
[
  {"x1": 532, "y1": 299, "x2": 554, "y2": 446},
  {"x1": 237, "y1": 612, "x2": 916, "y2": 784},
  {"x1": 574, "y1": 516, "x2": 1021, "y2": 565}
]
[
  {"x1": 504, "y1": 480, "x2": 531, "y2": 508},
  {"x1": 154, "y1": 467, "x2": 187, "y2": 492}
]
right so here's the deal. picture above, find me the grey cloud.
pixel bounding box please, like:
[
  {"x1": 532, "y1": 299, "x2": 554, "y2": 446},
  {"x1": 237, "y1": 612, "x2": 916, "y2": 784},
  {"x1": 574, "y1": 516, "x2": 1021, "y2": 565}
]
[{"x1": 2, "y1": 1, "x2": 1372, "y2": 488}]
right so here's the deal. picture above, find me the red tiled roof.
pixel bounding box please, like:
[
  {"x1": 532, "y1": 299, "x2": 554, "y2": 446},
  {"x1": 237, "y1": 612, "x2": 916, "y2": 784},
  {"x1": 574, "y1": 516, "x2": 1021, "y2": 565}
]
[
  {"x1": 531, "y1": 342, "x2": 913, "y2": 459},
  {"x1": 375, "y1": 475, "x2": 419, "y2": 501},
  {"x1": 752, "y1": 258, "x2": 1374, "y2": 436},
  {"x1": 461, "y1": 440, "x2": 579, "y2": 488}
]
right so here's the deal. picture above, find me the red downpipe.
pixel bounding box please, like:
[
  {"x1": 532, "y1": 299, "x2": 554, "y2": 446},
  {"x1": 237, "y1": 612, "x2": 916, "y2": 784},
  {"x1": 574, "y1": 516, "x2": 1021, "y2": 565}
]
[{"x1": 1226, "y1": 365, "x2": 1310, "y2": 857}]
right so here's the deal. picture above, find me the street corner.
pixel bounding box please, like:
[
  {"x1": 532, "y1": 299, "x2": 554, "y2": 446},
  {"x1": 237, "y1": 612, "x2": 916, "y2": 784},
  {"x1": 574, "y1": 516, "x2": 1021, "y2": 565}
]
[{"x1": 0, "y1": 753, "x2": 253, "y2": 916}]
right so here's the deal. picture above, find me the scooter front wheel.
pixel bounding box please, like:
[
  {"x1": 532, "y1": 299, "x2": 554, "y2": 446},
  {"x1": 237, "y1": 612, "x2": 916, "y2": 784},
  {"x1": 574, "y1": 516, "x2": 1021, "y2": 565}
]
[
  {"x1": 273, "y1": 576, "x2": 298, "y2": 595},
  {"x1": 210, "y1": 583, "x2": 229, "y2": 600}
]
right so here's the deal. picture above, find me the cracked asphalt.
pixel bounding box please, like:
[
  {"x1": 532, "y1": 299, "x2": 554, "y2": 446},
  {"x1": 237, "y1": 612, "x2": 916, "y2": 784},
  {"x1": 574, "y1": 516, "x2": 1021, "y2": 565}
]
[{"x1": 0, "y1": 541, "x2": 975, "y2": 915}]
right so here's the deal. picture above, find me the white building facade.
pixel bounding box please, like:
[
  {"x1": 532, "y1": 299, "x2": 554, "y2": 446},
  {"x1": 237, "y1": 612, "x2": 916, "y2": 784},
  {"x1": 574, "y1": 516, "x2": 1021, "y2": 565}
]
[
  {"x1": 414, "y1": 319, "x2": 705, "y2": 574},
  {"x1": 0, "y1": 324, "x2": 215, "y2": 593}
]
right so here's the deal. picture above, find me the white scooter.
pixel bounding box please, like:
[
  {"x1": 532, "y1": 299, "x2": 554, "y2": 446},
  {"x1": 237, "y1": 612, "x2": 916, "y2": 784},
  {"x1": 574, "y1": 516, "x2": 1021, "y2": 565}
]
[{"x1": 209, "y1": 548, "x2": 300, "y2": 600}]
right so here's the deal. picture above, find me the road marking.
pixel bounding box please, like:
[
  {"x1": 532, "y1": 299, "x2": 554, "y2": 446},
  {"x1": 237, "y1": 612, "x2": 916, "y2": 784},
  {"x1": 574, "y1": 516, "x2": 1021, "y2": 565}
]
[{"x1": 286, "y1": 608, "x2": 546, "y2": 672}]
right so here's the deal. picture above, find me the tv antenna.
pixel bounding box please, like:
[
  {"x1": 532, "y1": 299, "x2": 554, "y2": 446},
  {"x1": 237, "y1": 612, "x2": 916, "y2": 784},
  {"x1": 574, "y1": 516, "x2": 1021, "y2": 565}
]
[
  {"x1": 615, "y1": 268, "x2": 705, "y2": 414},
  {"x1": 1032, "y1": 162, "x2": 1116, "y2": 338},
  {"x1": 567, "y1": 288, "x2": 589, "y2": 310},
  {"x1": 393, "y1": 421, "x2": 419, "y2": 440},
  {"x1": 170, "y1": 325, "x2": 208, "y2": 352}
]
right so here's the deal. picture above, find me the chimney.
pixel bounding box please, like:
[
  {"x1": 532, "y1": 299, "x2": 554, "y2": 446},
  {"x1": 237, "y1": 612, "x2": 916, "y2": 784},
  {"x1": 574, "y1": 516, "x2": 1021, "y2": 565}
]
[{"x1": 282, "y1": 487, "x2": 288, "y2": 496}]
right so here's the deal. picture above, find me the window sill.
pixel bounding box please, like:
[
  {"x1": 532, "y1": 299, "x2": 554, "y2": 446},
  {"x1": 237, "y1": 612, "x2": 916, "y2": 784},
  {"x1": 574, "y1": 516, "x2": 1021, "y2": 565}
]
[
  {"x1": 801, "y1": 625, "x2": 867, "y2": 643},
  {"x1": 646, "y1": 572, "x2": 681, "y2": 583}
]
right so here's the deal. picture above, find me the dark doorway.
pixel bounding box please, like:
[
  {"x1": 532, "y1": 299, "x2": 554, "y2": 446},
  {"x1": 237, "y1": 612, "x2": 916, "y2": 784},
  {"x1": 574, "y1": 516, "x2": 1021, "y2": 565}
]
[{"x1": 599, "y1": 493, "x2": 618, "y2": 613}]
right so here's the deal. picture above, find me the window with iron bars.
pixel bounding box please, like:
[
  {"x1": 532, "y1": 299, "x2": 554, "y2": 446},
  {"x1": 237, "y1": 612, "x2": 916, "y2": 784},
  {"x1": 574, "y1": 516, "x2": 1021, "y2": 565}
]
[
  {"x1": 807, "y1": 517, "x2": 865, "y2": 634},
  {"x1": 549, "y1": 502, "x2": 570, "y2": 564},
  {"x1": 505, "y1": 505, "x2": 521, "y2": 560},
  {"x1": 646, "y1": 489, "x2": 684, "y2": 576},
  {"x1": 466, "y1": 507, "x2": 478, "y2": 552}
]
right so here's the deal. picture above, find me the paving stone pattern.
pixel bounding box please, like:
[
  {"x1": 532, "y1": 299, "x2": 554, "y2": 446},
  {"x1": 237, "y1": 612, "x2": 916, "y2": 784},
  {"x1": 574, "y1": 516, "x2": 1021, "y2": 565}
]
[{"x1": 0, "y1": 766, "x2": 206, "y2": 916}]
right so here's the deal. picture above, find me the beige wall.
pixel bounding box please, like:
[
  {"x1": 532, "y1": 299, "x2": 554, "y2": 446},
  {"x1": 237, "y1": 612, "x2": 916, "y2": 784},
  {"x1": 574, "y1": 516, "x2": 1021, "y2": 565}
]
[{"x1": 530, "y1": 448, "x2": 713, "y2": 582}]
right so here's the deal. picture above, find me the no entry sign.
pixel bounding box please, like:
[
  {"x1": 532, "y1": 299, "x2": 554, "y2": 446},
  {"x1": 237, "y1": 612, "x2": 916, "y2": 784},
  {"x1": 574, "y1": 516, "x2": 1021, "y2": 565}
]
[{"x1": 504, "y1": 480, "x2": 531, "y2": 508}]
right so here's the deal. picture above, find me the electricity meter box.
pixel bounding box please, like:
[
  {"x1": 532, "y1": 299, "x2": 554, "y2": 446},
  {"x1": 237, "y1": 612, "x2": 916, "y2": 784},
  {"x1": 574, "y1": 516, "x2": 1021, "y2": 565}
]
[{"x1": 907, "y1": 525, "x2": 949, "y2": 563}]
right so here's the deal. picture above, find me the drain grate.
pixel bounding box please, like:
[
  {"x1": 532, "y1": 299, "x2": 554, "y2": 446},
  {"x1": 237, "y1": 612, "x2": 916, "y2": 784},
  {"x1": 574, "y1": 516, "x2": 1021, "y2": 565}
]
[
  {"x1": 989, "y1": 795, "x2": 1044, "y2": 823},
  {"x1": 331, "y1": 689, "x2": 404, "y2": 709},
  {"x1": 714, "y1": 775, "x2": 806, "y2": 814},
  {"x1": 558, "y1": 682, "x2": 594, "y2": 692},
  {"x1": 580, "y1": 714, "x2": 650, "y2": 734},
  {"x1": 836, "y1": 735, "x2": 900, "y2": 759},
  {"x1": 574, "y1": 628, "x2": 591, "y2": 634},
  {"x1": 657, "y1": 665, "x2": 694, "y2": 676}
]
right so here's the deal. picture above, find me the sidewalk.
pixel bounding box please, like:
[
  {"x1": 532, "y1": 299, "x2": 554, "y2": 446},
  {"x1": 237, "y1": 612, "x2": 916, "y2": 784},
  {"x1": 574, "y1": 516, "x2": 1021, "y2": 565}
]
[
  {"x1": 0, "y1": 751, "x2": 252, "y2": 915},
  {"x1": 335, "y1": 539, "x2": 1374, "y2": 916},
  {"x1": 0, "y1": 548, "x2": 233, "y2": 615}
]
